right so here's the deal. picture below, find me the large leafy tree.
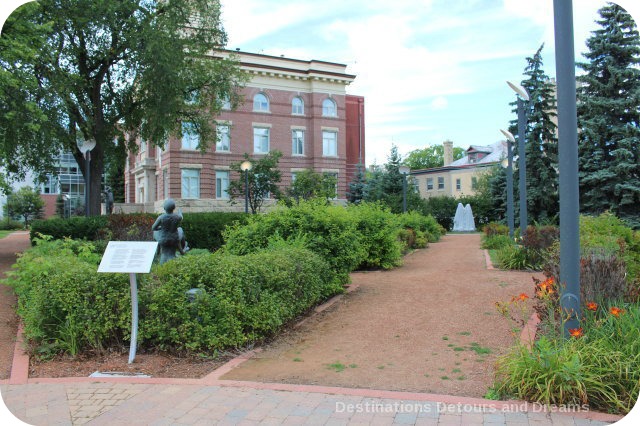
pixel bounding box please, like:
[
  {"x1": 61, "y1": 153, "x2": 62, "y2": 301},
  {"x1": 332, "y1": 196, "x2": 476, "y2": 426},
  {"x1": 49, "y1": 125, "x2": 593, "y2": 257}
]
[
  {"x1": 577, "y1": 2, "x2": 640, "y2": 226},
  {"x1": 0, "y1": 0, "x2": 246, "y2": 214},
  {"x1": 5, "y1": 186, "x2": 44, "y2": 226},
  {"x1": 284, "y1": 169, "x2": 337, "y2": 205},
  {"x1": 403, "y1": 144, "x2": 463, "y2": 170},
  {"x1": 509, "y1": 44, "x2": 558, "y2": 224}
]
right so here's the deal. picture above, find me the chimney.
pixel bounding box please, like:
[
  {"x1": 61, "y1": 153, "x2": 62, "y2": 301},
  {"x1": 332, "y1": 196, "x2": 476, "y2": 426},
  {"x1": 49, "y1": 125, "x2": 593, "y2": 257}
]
[{"x1": 443, "y1": 140, "x2": 454, "y2": 166}]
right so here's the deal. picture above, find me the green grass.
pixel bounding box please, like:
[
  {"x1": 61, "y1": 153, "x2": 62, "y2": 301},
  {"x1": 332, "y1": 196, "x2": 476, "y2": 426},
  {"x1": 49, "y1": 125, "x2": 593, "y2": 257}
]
[
  {"x1": 327, "y1": 362, "x2": 345, "y2": 372},
  {"x1": 0, "y1": 230, "x2": 15, "y2": 239},
  {"x1": 293, "y1": 358, "x2": 303, "y2": 362},
  {"x1": 469, "y1": 343, "x2": 492, "y2": 355}
]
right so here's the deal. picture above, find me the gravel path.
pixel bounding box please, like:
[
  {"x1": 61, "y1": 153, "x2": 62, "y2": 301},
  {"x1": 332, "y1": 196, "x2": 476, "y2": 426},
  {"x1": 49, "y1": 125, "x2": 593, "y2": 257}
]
[{"x1": 222, "y1": 233, "x2": 539, "y2": 398}]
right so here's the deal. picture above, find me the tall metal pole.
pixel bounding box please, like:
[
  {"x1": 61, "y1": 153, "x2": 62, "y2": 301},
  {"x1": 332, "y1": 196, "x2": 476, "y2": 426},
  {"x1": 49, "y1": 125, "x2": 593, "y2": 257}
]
[
  {"x1": 553, "y1": 0, "x2": 581, "y2": 336},
  {"x1": 506, "y1": 141, "x2": 515, "y2": 238},
  {"x1": 402, "y1": 175, "x2": 407, "y2": 213},
  {"x1": 85, "y1": 151, "x2": 91, "y2": 217},
  {"x1": 244, "y1": 170, "x2": 249, "y2": 214},
  {"x1": 517, "y1": 98, "x2": 527, "y2": 235}
]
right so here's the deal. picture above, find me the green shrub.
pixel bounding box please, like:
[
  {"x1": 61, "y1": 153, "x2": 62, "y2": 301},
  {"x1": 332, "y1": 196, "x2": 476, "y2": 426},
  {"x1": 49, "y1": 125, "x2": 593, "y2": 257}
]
[
  {"x1": 495, "y1": 244, "x2": 536, "y2": 270},
  {"x1": 30, "y1": 216, "x2": 108, "y2": 243},
  {"x1": 181, "y1": 212, "x2": 247, "y2": 252},
  {"x1": 0, "y1": 219, "x2": 23, "y2": 230},
  {"x1": 481, "y1": 234, "x2": 513, "y2": 250},
  {"x1": 421, "y1": 195, "x2": 457, "y2": 230},
  {"x1": 483, "y1": 222, "x2": 509, "y2": 237},
  {"x1": 397, "y1": 210, "x2": 444, "y2": 243},
  {"x1": 4, "y1": 237, "x2": 130, "y2": 357},
  {"x1": 140, "y1": 245, "x2": 341, "y2": 351},
  {"x1": 101, "y1": 213, "x2": 156, "y2": 241},
  {"x1": 223, "y1": 201, "x2": 366, "y2": 282},
  {"x1": 347, "y1": 203, "x2": 403, "y2": 269}
]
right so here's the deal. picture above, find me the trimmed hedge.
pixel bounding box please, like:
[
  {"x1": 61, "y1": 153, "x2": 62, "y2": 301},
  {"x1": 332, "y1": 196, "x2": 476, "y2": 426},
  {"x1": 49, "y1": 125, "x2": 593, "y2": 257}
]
[
  {"x1": 141, "y1": 246, "x2": 341, "y2": 351},
  {"x1": 4, "y1": 237, "x2": 340, "y2": 355},
  {"x1": 30, "y1": 212, "x2": 248, "y2": 253},
  {"x1": 181, "y1": 212, "x2": 247, "y2": 252}
]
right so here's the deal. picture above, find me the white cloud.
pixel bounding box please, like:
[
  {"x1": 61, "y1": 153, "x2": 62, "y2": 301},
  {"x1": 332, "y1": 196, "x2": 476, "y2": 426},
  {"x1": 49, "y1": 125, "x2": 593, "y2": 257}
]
[{"x1": 431, "y1": 96, "x2": 448, "y2": 110}]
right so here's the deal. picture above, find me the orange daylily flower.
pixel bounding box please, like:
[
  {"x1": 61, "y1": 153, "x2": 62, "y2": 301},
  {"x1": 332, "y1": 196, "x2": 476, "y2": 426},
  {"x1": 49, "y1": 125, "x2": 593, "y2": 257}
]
[
  {"x1": 609, "y1": 307, "x2": 625, "y2": 317},
  {"x1": 586, "y1": 302, "x2": 598, "y2": 311},
  {"x1": 568, "y1": 328, "x2": 584, "y2": 338},
  {"x1": 511, "y1": 293, "x2": 529, "y2": 302}
]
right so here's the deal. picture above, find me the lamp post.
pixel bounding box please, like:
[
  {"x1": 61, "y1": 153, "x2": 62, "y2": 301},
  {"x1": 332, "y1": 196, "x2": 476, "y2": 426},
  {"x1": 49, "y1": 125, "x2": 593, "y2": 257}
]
[
  {"x1": 507, "y1": 81, "x2": 530, "y2": 235},
  {"x1": 240, "y1": 160, "x2": 252, "y2": 214},
  {"x1": 553, "y1": 0, "x2": 581, "y2": 337},
  {"x1": 77, "y1": 137, "x2": 96, "y2": 217},
  {"x1": 500, "y1": 129, "x2": 516, "y2": 239},
  {"x1": 399, "y1": 165, "x2": 410, "y2": 213}
]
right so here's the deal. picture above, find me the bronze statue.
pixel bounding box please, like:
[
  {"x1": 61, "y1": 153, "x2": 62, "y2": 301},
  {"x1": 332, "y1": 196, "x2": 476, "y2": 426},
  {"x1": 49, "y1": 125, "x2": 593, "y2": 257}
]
[{"x1": 152, "y1": 199, "x2": 188, "y2": 264}]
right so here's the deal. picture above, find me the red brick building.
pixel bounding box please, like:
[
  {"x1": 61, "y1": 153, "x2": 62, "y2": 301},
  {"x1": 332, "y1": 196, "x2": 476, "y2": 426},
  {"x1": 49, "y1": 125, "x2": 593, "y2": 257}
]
[{"x1": 123, "y1": 50, "x2": 365, "y2": 213}]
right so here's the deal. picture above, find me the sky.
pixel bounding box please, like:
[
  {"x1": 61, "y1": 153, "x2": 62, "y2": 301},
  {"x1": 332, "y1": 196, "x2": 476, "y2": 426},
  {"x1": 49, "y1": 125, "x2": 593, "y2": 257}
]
[{"x1": 2, "y1": 1, "x2": 640, "y2": 166}]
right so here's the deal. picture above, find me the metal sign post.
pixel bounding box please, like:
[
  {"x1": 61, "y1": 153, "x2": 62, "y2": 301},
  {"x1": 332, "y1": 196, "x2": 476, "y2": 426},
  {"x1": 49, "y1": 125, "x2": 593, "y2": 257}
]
[{"x1": 98, "y1": 241, "x2": 157, "y2": 363}]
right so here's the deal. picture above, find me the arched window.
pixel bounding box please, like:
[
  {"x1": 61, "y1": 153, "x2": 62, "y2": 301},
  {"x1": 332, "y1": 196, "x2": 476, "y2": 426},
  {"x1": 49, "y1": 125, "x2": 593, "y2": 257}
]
[
  {"x1": 292, "y1": 97, "x2": 304, "y2": 115},
  {"x1": 253, "y1": 93, "x2": 269, "y2": 112},
  {"x1": 322, "y1": 98, "x2": 337, "y2": 117}
]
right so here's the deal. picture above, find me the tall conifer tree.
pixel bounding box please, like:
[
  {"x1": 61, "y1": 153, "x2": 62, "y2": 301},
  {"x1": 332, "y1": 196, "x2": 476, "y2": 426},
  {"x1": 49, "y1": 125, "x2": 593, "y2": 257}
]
[
  {"x1": 509, "y1": 44, "x2": 558, "y2": 224},
  {"x1": 577, "y1": 3, "x2": 640, "y2": 226}
]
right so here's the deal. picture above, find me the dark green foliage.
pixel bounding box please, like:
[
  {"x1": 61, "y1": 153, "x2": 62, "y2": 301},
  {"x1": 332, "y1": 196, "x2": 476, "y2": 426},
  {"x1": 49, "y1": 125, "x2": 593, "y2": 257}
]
[
  {"x1": 346, "y1": 162, "x2": 366, "y2": 204},
  {"x1": 180, "y1": 212, "x2": 247, "y2": 252},
  {"x1": 141, "y1": 246, "x2": 340, "y2": 351},
  {"x1": 223, "y1": 201, "x2": 367, "y2": 282},
  {"x1": 481, "y1": 235, "x2": 513, "y2": 250},
  {"x1": 4, "y1": 236, "x2": 341, "y2": 355},
  {"x1": 346, "y1": 203, "x2": 404, "y2": 270},
  {"x1": 1, "y1": 0, "x2": 246, "y2": 215},
  {"x1": 397, "y1": 210, "x2": 443, "y2": 244},
  {"x1": 5, "y1": 237, "x2": 130, "y2": 356},
  {"x1": 420, "y1": 195, "x2": 458, "y2": 230},
  {"x1": 30, "y1": 211, "x2": 245, "y2": 253},
  {"x1": 30, "y1": 216, "x2": 108, "y2": 242},
  {"x1": 363, "y1": 145, "x2": 423, "y2": 213},
  {"x1": 577, "y1": 4, "x2": 640, "y2": 224}
]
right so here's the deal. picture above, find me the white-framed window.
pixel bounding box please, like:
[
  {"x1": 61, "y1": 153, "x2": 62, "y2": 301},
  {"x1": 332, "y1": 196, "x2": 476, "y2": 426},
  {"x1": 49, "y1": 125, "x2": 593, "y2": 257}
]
[
  {"x1": 140, "y1": 138, "x2": 147, "y2": 153},
  {"x1": 456, "y1": 178, "x2": 461, "y2": 191},
  {"x1": 322, "y1": 98, "x2": 337, "y2": 117},
  {"x1": 253, "y1": 93, "x2": 269, "y2": 112},
  {"x1": 181, "y1": 169, "x2": 200, "y2": 198},
  {"x1": 216, "y1": 170, "x2": 230, "y2": 199},
  {"x1": 254, "y1": 127, "x2": 270, "y2": 153},
  {"x1": 322, "y1": 130, "x2": 337, "y2": 157},
  {"x1": 472, "y1": 177, "x2": 478, "y2": 190},
  {"x1": 216, "y1": 124, "x2": 230, "y2": 152},
  {"x1": 222, "y1": 95, "x2": 231, "y2": 110},
  {"x1": 292, "y1": 97, "x2": 304, "y2": 115},
  {"x1": 292, "y1": 129, "x2": 304, "y2": 155},
  {"x1": 437, "y1": 176, "x2": 445, "y2": 190},
  {"x1": 181, "y1": 122, "x2": 199, "y2": 150},
  {"x1": 426, "y1": 178, "x2": 433, "y2": 190}
]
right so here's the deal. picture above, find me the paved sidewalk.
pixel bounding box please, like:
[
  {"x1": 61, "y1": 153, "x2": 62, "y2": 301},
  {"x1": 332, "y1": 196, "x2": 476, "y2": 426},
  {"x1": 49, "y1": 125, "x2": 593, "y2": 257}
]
[{"x1": 0, "y1": 232, "x2": 629, "y2": 425}]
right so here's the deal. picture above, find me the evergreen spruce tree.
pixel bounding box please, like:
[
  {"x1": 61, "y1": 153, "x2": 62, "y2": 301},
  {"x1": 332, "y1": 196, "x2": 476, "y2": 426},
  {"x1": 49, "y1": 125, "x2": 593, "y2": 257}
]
[
  {"x1": 346, "y1": 162, "x2": 366, "y2": 204},
  {"x1": 509, "y1": 44, "x2": 558, "y2": 224},
  {"x1": 577, "y1": 3, "x2": 640, "y2": 226}
]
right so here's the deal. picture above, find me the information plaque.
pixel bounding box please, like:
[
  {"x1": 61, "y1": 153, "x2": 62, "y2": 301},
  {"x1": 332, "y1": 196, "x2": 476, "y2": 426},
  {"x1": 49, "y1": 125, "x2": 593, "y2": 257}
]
[
  {"x1": 98, "y1": 241, "x2": 158, "y2": 364},
  {"x1": 98, "y1": 241, "x2": 158, "y2": 273}
]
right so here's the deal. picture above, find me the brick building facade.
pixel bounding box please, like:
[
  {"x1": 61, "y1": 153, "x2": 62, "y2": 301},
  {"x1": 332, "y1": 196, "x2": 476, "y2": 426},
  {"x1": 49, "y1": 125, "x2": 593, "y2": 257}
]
[{"x1": 122, "y1": 50, "x2": 365, "y2": 213}]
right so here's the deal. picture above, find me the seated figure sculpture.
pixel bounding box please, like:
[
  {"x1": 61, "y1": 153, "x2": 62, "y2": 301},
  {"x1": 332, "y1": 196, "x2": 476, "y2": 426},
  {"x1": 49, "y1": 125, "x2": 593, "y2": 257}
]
[{"x1": 152, "y1": 199, "x2": 187, "y2": 264}]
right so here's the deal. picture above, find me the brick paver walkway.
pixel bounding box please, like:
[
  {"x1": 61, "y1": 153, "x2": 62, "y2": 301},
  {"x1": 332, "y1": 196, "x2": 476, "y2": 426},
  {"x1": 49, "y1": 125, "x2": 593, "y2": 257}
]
[{"x1": 0, "y1": 231, "x2": 629, "y2": 425}]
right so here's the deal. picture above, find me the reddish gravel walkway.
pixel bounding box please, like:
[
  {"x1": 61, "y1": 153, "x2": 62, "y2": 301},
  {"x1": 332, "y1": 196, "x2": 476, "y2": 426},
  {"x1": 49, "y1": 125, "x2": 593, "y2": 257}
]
[
  {"x1": 223, "y1": 233, "x2": 539, "y2": 398},
  {"x1": 0, "y1": 232, "x2": 30, "y2": 380}
]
